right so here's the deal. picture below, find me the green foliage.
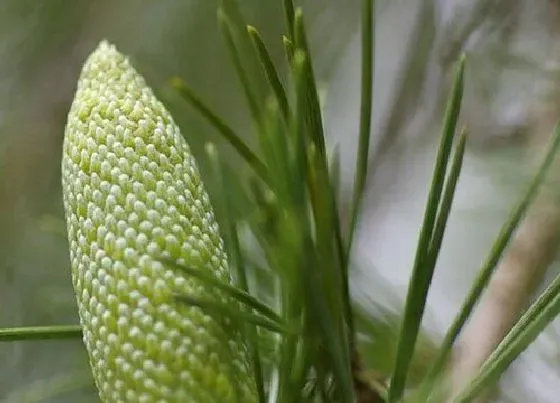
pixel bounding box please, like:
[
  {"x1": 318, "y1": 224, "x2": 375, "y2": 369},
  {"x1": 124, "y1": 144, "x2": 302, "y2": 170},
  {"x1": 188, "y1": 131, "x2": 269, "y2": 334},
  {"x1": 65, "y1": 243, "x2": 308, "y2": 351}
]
[{"x1": 2, "y1": 0, "x2": 560, "y2": 402}]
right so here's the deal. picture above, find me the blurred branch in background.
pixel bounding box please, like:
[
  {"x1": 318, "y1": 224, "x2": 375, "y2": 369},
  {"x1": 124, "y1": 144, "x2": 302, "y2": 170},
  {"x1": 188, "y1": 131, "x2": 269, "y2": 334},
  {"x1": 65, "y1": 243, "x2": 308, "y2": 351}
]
[{"x1": 450, "y1": 1, "x2": 560, "y2": 400}]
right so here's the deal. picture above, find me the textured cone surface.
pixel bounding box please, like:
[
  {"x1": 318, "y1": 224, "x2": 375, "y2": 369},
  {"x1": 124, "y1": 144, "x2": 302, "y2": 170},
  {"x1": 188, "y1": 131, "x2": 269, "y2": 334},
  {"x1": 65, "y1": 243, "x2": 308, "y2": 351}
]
[{"x1": 62, "y1": 41, "x2": 257, "y2": 402}]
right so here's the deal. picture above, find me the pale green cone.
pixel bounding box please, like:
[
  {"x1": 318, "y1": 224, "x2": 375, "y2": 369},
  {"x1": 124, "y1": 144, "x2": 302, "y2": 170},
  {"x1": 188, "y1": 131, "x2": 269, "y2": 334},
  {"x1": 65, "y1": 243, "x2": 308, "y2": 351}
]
[{"x1": 62, "y1": 40, "x2": 257, "y2": 402}]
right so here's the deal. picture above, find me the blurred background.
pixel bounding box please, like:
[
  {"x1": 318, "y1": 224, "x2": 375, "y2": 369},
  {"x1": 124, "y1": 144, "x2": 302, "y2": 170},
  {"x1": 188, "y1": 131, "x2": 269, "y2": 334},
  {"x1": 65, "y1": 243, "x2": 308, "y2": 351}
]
[{"x1": 1, "y1": 0, "x2": 560, "y2": 401}]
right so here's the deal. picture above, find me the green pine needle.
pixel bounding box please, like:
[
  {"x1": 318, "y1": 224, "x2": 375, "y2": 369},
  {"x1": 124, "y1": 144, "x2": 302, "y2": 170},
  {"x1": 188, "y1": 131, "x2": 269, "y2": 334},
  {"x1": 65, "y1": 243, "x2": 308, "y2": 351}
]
[
  {"x1": 282, "y1": 35, "x2": 295, "y2": 62},
  {"x1": 347, "y1": 0, "x2": 375, "y2": 258},
  {"x1": 171, "y1": 78, "x2": 267, "y2": 180},
  {"x1": 425, "y1": 129, "x2": 468, "y2": 271},
  {"x1": 164, "y1": 260, "x2": 283, "y2": 326},
  {"x1": 388, "y1": 54, "x2": 465, "y2": 403},
  {"x1": 282, "y1": 0, "x2": 295, "y2": 40},
  {"x1": 218, "y1": 8, "x2": 262, "y2": 123},
  {"x1": 247, "y1": 25, "x2": 290, "y2": 121},
  {"x1": 427, "y1": 123, "x2": 560, "y2": 391},
  {"x1": 0, "y1": 325, "x2": 82, "y2": 342},
  {"x1": 174, "y1": 294, "x2": 291, "y2": 335},
  {"x1": 455, "y1": 263, "x2": 560, "y2": 401},
  {"x1": 293, "y1": 8, "x2": 327, "y2": 158}
]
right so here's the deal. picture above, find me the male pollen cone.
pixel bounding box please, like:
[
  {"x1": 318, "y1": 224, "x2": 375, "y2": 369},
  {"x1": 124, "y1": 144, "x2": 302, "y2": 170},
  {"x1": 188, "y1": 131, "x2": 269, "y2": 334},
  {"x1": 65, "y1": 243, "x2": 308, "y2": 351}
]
[{"x1": 61, "y1": 40, "x2": 257, "y2": 403}]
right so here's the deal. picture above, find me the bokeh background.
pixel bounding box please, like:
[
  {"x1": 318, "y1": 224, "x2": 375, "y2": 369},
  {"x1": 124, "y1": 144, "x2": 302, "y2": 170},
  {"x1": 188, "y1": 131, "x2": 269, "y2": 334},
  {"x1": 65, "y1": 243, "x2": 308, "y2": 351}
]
[{"x1": 1, "y1": 0, "x2": 560, "y2": 401}]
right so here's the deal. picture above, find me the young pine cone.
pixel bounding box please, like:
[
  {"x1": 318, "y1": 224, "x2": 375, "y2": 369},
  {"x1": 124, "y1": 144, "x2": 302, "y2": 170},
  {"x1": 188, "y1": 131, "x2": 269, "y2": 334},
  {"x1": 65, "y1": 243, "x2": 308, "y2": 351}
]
[{"x1": 61, "y1": 40, "x2": 257, "y2": 403}]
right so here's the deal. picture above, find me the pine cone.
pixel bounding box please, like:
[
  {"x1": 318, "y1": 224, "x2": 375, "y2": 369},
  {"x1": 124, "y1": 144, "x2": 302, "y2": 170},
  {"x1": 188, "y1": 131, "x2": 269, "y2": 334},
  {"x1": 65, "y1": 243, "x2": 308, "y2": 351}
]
[{"x1": 61, "y1": 40, "x2": 257, "y2": 403}]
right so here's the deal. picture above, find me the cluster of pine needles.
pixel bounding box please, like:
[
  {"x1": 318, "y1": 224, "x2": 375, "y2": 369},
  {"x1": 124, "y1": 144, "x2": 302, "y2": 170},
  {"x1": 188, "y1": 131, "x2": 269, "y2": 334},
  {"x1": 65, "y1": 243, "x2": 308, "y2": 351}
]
[{"x1": 3, "y1": 0, "x2": 560, "y2": 402}]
